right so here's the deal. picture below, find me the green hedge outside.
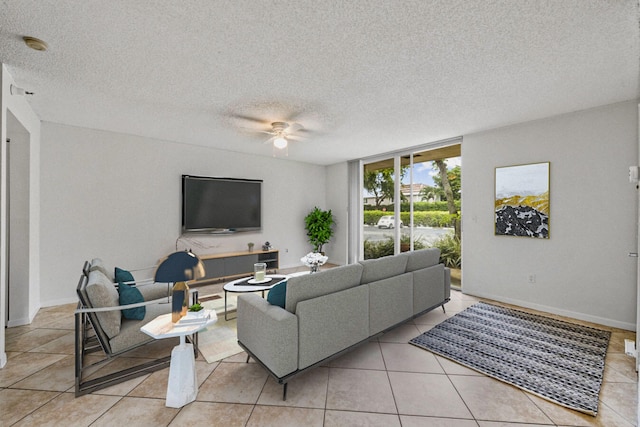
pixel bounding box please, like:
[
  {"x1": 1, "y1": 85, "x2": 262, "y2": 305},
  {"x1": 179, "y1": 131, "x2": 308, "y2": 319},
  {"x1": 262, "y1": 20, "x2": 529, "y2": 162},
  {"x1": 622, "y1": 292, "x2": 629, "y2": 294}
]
[
  {"x1": 364, "y1": 210, "x2": 456, "y2": 227},
  {"x1": 364, "y1": 201, "x2": 460, "y2": 212},
  {"x1": 363, "y1": 232, "x2": 461, "y2": 267}
]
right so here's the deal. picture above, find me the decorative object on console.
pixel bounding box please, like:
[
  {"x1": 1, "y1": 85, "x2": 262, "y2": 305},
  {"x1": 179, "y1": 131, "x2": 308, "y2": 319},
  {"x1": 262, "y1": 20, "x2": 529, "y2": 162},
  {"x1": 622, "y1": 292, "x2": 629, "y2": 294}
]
[
  {"x1": 247, "y1": 242, "x2": 254, "y2": 252},
  {"x1": 301, "y1": 252, "x2": 328, "y2": 273},
  {"x1": 304, "y1": 207, "x2": 335, "y2": 253},
  {"x1": 495, "y1": 162, "x2": 550, "y2": 238},
  {"x1": 262, "y1": 241, "x2": 272, "y2": 251},
  {"x1": 155, "y1": 251, "x2": 205, "y2": 323}
]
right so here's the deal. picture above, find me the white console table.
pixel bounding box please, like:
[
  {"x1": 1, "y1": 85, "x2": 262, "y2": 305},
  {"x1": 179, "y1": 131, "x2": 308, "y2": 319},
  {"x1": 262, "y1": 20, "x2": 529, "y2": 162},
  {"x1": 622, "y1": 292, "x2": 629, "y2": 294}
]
[{"x1": 141, "y1": 311, "x2": 217, "y2": 408}]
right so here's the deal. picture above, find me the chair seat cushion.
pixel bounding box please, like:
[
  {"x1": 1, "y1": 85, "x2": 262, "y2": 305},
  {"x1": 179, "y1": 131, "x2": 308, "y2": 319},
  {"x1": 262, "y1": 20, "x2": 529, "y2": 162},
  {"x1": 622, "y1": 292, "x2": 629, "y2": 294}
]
[
  {"x1": 119, "y1": 282, "x2": 146, "y2": 320},
  {"x1": 110, "y1": 302, "x2": 172, "y2": 353}
]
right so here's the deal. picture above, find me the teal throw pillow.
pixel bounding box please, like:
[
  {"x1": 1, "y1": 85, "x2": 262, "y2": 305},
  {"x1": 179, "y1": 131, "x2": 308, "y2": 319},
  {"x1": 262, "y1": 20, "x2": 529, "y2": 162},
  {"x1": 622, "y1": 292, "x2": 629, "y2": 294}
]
[
  {"x1": 115, "y1": 267, "x2": 135, "y2": 285},
  {"x1": 118, "y1": 282, "x2": 146, "y2": 320},
  {"x1": 267, "y1": 280, "x2": 287, "y2": 309}
]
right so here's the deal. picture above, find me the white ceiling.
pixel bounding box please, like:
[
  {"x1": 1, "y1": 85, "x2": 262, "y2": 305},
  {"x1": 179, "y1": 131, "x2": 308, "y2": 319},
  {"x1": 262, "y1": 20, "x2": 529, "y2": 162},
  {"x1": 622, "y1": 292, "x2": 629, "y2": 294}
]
[{"x1": 0, "y1": 1, "x2": 638, "y2": 165}]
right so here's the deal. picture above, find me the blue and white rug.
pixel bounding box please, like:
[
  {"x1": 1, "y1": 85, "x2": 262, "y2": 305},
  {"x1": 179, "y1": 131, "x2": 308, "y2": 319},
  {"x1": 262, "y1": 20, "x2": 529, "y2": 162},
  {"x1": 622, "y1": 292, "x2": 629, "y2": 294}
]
[{"x1": 410, "y1": 302, "x2": 611, "y2": 416}]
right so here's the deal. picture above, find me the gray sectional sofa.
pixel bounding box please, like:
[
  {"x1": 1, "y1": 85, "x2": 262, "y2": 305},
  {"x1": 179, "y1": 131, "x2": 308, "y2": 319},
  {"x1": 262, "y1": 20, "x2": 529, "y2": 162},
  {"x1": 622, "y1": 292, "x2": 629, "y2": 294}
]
[{"x1": 236, "y1": 248, "x2": 450, "y2": 398}]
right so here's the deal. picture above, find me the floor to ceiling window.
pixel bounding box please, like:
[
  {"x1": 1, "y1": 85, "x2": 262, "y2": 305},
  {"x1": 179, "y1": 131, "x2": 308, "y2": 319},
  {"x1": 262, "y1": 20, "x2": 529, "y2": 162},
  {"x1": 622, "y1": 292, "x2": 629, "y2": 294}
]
[
  {"x1": 362, "y1": 156, "x2": 400, "y2": 259},
  {"x1": 358, "y1": 140, "x2": 462, "y2": 287}
]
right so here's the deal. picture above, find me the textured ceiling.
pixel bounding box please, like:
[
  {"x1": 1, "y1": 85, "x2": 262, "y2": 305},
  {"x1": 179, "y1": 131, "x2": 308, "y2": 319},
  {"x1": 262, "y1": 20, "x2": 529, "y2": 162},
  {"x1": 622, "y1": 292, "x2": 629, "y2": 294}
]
[{"x1": 0, "y1": 0, "x2": 638, "y2": 165}]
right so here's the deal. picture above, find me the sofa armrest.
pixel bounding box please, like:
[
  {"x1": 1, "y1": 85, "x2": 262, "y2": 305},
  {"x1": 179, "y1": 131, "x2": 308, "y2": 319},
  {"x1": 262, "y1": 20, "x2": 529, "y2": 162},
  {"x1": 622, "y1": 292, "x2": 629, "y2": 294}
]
[
  {"x1": 75, "y1": 297, "x2": 171, "y2": 314},
  {"x1": 237, "y1": 294, "x2": 298, "y2": 379}
]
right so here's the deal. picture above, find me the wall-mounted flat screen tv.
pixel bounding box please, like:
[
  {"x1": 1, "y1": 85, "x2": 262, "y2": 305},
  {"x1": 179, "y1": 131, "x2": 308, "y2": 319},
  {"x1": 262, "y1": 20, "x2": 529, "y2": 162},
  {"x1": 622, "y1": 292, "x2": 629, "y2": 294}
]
[{"x1": 182, "y1": 175, "x2": 262, "y2": 233}]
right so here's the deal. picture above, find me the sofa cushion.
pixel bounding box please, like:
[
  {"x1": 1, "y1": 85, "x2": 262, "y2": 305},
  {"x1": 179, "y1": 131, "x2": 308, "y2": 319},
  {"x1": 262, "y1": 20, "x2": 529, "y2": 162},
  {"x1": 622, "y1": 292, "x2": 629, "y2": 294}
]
[
  {"x1": 368, "y1": 272, "x2": 414, "y2": 335},
  {"x1": 115, "y1": 267, "x2": 135, "y2": 285},
  {"x1": 85, "y1": 271, "x2": 122, "y2": 339},
  {"x1": 267, "y1": 280, "x2": 287, "y2": 308},
  {"x1": 405, "y1": 248, "x2": 441, "y2": 272},
  {"x1": 118, "y1": 282, "x2": 146, "y2": 320},
  {"x1": 297, "y1": 285, "x2": 369, "y2": 369},
  {"x1": 285, "y1": 264, "x2": 364, "y2": 313},
  {"x1": 90, "y1": 258, "x2": 112, "y2": 280},
  {"x1": 412, "y1": 264, "x2": 445, "y2": 315},
  {"x1": 359, "y1": 253, "x2": 409, "y2": 283}
]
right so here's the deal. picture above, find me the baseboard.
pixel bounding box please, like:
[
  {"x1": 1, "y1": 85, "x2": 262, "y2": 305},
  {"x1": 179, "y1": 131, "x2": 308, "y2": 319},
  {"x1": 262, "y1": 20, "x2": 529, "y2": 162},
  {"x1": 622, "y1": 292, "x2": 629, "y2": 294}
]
[
  {"x1": 40, "y1": 297, "x2": 77, "y2": 308},
  {"x1": 7, "y1": 317, "x2": 32, "y2": 327},
  {"x1": 7, "y1": 303, "x2": 41, "y2": 327},
  {"x1": 463, "y1": 290, "x2": 636, "y2": 331}
]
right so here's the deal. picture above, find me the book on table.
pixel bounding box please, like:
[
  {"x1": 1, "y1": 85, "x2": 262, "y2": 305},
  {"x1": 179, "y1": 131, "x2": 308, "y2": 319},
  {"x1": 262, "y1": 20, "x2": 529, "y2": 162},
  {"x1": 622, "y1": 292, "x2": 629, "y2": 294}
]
[{"x1": 178, "y1": 309, "x2": 212, "y2": 324}]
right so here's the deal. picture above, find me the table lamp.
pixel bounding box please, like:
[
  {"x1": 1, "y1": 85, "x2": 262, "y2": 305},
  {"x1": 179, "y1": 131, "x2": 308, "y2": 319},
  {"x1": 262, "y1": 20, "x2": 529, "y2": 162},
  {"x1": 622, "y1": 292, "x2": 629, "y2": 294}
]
[{"x1": 155, "y1": 250, "x2": 205, "y2": 322}]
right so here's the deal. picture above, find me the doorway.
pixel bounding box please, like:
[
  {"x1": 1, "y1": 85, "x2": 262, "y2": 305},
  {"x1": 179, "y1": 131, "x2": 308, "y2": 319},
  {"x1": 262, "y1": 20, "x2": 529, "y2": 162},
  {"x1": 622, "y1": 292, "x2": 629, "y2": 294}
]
[{"x1": 359, "y1": 142, "x2": 462, "y2": 287}]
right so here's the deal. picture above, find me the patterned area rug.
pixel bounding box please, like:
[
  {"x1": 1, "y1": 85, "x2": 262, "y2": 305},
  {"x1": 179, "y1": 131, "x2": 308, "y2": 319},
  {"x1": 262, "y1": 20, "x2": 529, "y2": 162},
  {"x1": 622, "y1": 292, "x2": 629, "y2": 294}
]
[
  {"x1": 197, "y1": 294, "x2": 243, "y2": 363},
  {"x1": 410, "y1": 302, "x2": 611, "y2": 416}
]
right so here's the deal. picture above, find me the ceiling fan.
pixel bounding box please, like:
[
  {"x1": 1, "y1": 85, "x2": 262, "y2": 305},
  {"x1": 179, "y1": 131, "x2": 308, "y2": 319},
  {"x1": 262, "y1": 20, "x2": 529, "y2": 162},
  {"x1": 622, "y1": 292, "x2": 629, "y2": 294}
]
[
  {"x1": 262, "y1": 121, "x2": 305, "y2": 150},
  {"x1": 224, "y1": 108, "x2": 316, "y2": 152}
]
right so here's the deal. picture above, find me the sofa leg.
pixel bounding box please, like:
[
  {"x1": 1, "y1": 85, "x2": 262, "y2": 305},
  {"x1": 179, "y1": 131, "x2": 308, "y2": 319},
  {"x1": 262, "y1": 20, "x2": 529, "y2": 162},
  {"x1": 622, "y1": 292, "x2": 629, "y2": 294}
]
[
  {"x1": 246, "y1": 354, "x2": 250, "y2": 363},
  {"x1": 441, "y1": 304, "x2": 446, "y2": 313},
  {"x1": 282, "y1": 383, "x2": 288, "y2": 401}
]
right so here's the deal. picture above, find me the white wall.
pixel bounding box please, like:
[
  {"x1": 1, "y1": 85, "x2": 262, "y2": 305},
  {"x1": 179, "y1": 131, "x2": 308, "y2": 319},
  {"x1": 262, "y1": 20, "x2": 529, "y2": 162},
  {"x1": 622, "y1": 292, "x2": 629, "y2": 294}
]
[
  {"x1": 1, "y1": 65, "x2": 41, "y2": 366},
  {"x1": 462, "y1": 101, "x2": 638, "y2": 330},
  {"x1": 40, "y1": 122, "x2": 327, "y2": 306}
]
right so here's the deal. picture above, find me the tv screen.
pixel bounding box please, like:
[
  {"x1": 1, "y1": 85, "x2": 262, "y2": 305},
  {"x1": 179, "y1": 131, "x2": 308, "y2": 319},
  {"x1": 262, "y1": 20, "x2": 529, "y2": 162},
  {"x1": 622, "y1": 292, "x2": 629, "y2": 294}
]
[{"x1": 182, "y1": 175, "x2": 262, "y2": 233}]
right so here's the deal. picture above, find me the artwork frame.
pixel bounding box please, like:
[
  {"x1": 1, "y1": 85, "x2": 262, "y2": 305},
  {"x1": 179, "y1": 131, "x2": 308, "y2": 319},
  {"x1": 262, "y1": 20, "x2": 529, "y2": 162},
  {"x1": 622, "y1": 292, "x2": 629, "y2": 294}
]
[{"x1": 495, "y1": 162, "x2": 550, "y2": 238}]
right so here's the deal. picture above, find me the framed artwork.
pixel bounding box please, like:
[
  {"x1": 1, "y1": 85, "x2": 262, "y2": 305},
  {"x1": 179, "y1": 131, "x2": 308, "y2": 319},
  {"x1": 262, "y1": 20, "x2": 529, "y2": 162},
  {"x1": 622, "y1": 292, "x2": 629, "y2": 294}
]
[{"x1": 495, "y1": 162, "x2": 549, "y2": 238}]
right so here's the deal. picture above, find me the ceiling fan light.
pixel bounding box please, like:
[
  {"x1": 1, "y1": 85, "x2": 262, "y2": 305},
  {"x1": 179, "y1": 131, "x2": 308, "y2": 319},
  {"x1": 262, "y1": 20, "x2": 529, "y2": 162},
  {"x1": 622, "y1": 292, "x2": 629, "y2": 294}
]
[{"x1": 273, "y1": 136, "x2": 288, "y2": 149}]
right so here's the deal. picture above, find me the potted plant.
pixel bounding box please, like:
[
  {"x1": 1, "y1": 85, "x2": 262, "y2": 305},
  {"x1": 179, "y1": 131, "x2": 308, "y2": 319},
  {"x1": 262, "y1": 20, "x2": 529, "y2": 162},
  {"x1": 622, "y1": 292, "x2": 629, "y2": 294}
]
[
  {"x1": 247, "y1": 242, "x2": 254, "y2": 252},
  {"x1": 304, "y1": 207, "x2": 335, "y2": 253},
  {"x1": 188, "y1": 303, "x2": 204, "y2": 312}
]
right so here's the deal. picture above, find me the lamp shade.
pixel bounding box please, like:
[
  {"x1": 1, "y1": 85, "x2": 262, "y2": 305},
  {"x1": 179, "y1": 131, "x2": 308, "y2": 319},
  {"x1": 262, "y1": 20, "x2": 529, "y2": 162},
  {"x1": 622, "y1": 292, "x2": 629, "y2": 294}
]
[{"x1": 154, "y1": 251, "x2": 205, "y2": 282}]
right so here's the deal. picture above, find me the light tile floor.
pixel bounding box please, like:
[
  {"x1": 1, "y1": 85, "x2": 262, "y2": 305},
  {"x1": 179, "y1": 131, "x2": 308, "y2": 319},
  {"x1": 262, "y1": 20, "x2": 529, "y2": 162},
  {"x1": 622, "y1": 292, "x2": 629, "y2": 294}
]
[{"x1": 1, "y1": 288, "x2": 638, "y2": 426}]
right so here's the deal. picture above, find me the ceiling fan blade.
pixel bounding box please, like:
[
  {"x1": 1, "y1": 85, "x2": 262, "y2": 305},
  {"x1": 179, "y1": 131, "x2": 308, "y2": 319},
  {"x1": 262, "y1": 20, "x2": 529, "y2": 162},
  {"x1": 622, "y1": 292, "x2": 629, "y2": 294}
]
[
  {"x1": 287, "y1": 122, "x2": 304, "y2": 133},
  {"x1": 228, "y1": 113, "x2": 270, "y2": 124},
  {"x1": 287, "y1": 134, "x2": 306, "y2": 142}
]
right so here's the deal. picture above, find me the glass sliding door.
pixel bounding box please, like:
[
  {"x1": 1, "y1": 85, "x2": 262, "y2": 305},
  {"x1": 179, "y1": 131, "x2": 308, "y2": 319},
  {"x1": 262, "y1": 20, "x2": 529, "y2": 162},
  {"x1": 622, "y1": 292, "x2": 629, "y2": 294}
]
[
  {"x1": 358, "y1": 141, "x2": 462, "y2": 288},
  {"x1": 362, "y1": 157, "x2": 402, "y2": 259}
]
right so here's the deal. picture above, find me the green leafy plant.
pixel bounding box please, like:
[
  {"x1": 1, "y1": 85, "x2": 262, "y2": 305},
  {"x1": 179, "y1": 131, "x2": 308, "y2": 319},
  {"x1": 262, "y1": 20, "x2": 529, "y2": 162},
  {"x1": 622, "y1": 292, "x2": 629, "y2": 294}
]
[
  {"x1": 363, "y1": 210, "x2": 456, "y2": 227},
  {"x1": 364, "y1": 235, "x2": 425, "y2": 259},
  {"x1": 188, "y1": 303, "x2": 203, "y2": 312},
  {"x1": 430, "y1": 233, "x2": 461, "y2": 268},
  {"x1": 304, "y1": 207, "x2": 335, "y2": 253}
]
